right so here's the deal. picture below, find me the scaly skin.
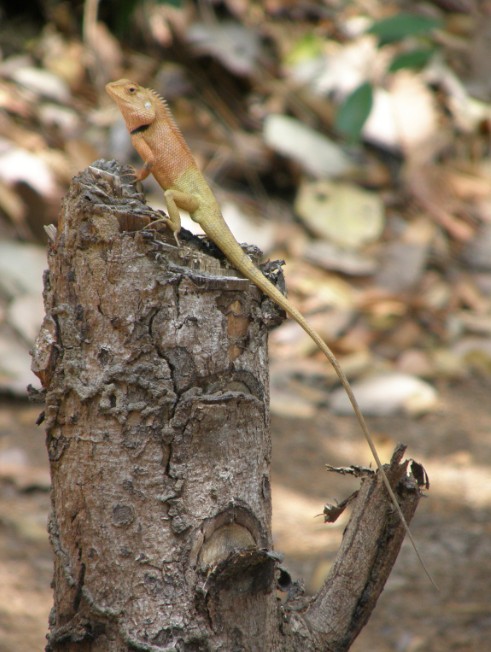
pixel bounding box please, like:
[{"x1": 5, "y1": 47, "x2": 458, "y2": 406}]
[{"x1": 106, "y1": 78, "x2": 434, "y2": 585}]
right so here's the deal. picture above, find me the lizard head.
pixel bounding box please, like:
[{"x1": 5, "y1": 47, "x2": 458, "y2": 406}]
[{"x1": 105, "y1": 79, "x2": 157, "y2": 132}]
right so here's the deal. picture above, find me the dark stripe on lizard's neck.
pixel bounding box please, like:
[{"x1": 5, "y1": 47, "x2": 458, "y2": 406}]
[{"x1": 130, "y1": 124, "x2": 150, "y2": 135}]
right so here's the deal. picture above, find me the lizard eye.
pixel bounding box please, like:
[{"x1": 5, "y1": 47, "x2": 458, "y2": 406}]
[{"x1": 128, "y1": 86, "x2": 137, "y2": 94}]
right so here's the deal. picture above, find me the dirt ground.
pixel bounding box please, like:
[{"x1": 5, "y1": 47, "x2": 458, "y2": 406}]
[{"x1": 0, "y1": 375, "x2": 490, "y2": 651}]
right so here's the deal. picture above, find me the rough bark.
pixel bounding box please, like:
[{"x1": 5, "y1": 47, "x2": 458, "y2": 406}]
[{"x1": 32, "y1": 161, "x2": 428, "y2": 651}]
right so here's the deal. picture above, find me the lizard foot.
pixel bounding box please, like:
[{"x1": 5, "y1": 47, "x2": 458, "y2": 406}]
[{"x1": 143, "y1": 215, "x2": 180, "y2": 246}]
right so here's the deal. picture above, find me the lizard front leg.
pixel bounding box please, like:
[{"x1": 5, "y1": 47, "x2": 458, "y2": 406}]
[{"x1": 130, "y1": 140, "x2": 182, "y2": 242}]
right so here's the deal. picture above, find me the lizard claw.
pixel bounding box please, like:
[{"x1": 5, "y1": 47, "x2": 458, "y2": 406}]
[
  {"x1": 143, "y1": 215, "x2": 180, "y2": 246},
  {"x1": 126, "y1": 168, "x2": 140, "y2": 184}
]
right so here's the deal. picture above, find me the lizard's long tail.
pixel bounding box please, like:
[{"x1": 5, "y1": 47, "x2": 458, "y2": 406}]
[{"x1": 219, "y1": 233, "x2": 437, "y2": 588}]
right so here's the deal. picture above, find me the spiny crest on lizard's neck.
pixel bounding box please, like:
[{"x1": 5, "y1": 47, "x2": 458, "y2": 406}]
[{"x1": 149, "y1": 88, "x2": 182, "y2": 132}]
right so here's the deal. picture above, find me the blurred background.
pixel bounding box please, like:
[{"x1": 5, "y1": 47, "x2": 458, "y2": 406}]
[{"x1": 0, "y1": 1, "x2": 490, "y2": 650}]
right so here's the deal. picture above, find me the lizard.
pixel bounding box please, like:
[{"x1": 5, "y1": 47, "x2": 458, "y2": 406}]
[{"x1": 105, "y1": 78, "x2": 435, "y2": 586}]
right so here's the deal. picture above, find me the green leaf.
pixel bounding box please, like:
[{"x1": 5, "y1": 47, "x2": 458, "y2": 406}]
[
  {"x1": 389, "y1": 48, "x2": 435, "y2": 72},
  {"x1": 109, "y1": 0, "x2": 183, "y2": 36},
  {"x1": 112, "y1": 0, "x2": 141, "y2": 35},
  {"x1": 335, "y1": 82, "x2": 373, "y2": 142},
  {"x1": 368, "y1": 13, "x2": 442, "y2": 46},
  {"x1": 156, "y1": 0, "x2": 183, "y2": 6},
  {"x1": 285, "y1": 34, "x2": 324, "y2": 66}
]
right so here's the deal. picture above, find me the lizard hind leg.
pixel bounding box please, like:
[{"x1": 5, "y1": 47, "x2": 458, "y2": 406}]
[
  {"x1": 143, "y1": 188, "x2": 194, "y2": 246},
  {"x1": 151, "y1": 188, "x2": 201, "y2": 246},
  {"x1": 144, "y1": 213, "x2": 181, "y2": 246}
]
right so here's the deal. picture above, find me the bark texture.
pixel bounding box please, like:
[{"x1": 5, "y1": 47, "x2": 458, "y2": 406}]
[{"x1": 32, "y1": 161, "x2": 428, "y2": 651}]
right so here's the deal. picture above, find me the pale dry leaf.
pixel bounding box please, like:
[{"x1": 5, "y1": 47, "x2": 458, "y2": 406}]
[
  {"x1": 285, "y1": 262, "x2": 358, "y2": 309},
  {"x1": 271, "y1": 308, "x2": 355, "y2": 357},
  {"x1": 330, "y1": 373, "x2": 438, "y2": 416},
  {"x1": 303, "y1": 240, "x2": 378, "y2": 276},
  {"x1": 11, "y1": 67, "x2": 70, "y2": 103},
  {"x1": 295, "y1": 180, "x2": 385, "y2": 248},
  {"x1": 0, "y1": 146, "x2": 57, "y2": 196},
  {"x1": 264, "y1": 114, "x2": 353, "y2": 178},
  {"x1": 187, "y1": 21, "x2": 261, "y2": 76},
  {"x1": 295, "y1": 36, "x2": 383, "y2": 97},
  {"x1": 364, "y1": 71, "x2": 439, "y2": 159},
  {"x1": 38, "y1": 103, "x2": 80, "y2": 136}
]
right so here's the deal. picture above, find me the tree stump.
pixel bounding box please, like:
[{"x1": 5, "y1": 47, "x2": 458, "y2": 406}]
[{"x1": 32, "y1": 161, "x2": 427, "y2": 651}]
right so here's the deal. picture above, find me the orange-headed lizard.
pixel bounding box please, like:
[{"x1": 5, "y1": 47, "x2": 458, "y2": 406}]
[{"x1": 106, "y1": 78, "x2": 434, "y2": 585}]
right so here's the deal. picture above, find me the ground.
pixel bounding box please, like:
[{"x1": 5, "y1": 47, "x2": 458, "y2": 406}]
[{"x1": 0, "y1": 375, "x2": 490, "y2": 651}]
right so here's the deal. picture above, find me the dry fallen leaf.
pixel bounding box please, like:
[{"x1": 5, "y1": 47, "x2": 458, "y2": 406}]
[
  {"x1": 264, "y1": 114, "x2": 354, "y2": 178},
  {"x1": 295, "y1": 180, "x2": 385, "y2": 248},
  {"x1": 364, "y1": 70, "x2": 439, "y2": 156},
  {"x1": 330, "y1": 372, "x2": 438, "y2": 416}
]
